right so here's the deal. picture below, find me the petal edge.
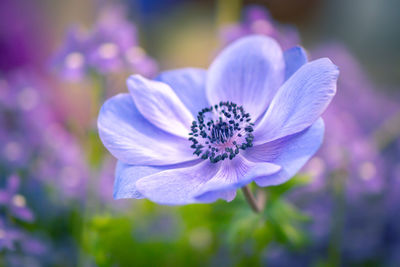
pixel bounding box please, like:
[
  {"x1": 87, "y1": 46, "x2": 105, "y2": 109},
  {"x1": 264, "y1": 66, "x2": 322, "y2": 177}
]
[{"x1": 254, "y1": 58, "x2": 338, "y2": 144}]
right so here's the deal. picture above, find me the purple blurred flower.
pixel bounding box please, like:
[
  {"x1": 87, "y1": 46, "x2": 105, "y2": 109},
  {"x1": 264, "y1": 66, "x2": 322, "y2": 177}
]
[
  {"x1": 0, "y1": 175, "x2": 46, "y2": 258},
  {"x1": 0, "y1": 73, "x2": 47, "y2": 167},
  {"x1": 0, "y1": 175, "x2": 34, "y2": 222},
  {"x1": 309, "y1": 44, "x2": 400, "y2": 261},
  {"x1": 304, "y1": 44, "x2": 400, "y2": 198},
  {"x1": 0, "y1": 72, "x2": 88, "y2": 200},
  {"x1": 52, "y1": 28, "x2": 89, "y2": 80},
  {"x1": 53, "y1": 5, "x2": 158, "y2": 80},
  {"x1": 0, "y1": 219, "x2": 21, "y2": 251},
  {"x1": 35, "y1": 123, "x2": 89, "y2": 199},
  {"x1": 220, "y1": 5, "x2": 300, "y2": 50},
  {"x1": 98, "y1": 35, "x2": 339, "y2": 205},
  {"x1": 0, "y1": 218, "x2": 48, "y2": 261}
]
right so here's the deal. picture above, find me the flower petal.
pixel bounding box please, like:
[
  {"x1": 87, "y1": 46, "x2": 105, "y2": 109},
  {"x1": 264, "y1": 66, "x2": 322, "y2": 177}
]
[
  {"x1": 98, "y1": 93, "x2": 196, "y2": 165},
  {"x1": 284, "y1": 46, "x2": 308, "y2": 80},
  {"x1": 254, "y1": 58, "x2": 338, "y2": 144},
  {"x1": 135, "y1": 156, "x2": 281, "y2": 205},
  {"x1": 127, "y1": 75, "x2": 194, "y2": 138},
  {"x1": 114, "y1": 160, "x2": 200, "y2": 199},
  {"x1": 114, "y1": 161, "x2": 145, "y2": 199},
  {"x1": 135, "y1": 161, "x2": 221, "y2": 205},
  {"x1": 156, "y1": 68, "x2": 209, "y2": 117},
  {"x1": 206, "y1": 35, "x2": 285, "y2": 120},
  {"x1": 194, "y1": 190, "x2": 237, "y2": 203},
  {"x1": 244, "y1": 118, "x2": 324, "y2": 187},
  {"x1": 194, "y1": 158, "x2": 281, "y2": 202}
]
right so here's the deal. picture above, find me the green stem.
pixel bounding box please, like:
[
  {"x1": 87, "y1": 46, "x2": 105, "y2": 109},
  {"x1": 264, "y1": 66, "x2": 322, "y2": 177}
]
[
  {"x1": 327, "y1": 169, "x2": 346, "y2": 266},
  {"x1": 242, "y1": 185, "x2": 265, "y2": 213}
]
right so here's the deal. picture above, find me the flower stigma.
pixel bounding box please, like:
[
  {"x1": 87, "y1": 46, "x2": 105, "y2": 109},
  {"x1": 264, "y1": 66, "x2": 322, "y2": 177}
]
[{"x1": 188, "y1": 101, "x2": 254, "y2": 163}]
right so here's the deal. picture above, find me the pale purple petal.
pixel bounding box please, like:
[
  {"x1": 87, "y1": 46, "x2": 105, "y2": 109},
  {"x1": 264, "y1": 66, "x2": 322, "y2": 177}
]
[
  {"x1": 244, "y1": 118, "x2": 324, "y2": 186},
  {"x1": 136, "y1": 161, "x2": 220, "y2": 205},
  {"x1": 98, "y1": 93, "x2": 196, "y2": 165},
  {"x1": 254, "y1": 58, "x2": 338, "y2": 144},
  {"x1": 156, "y1": 68, "x2": 208, "y2": 117},
  {"x1": 113, "y1": 160, "x2": 200, "y2": 199},
  {"x1": 206, "y1": 35, "x2": 285, "y2": 120},
  {"x1": 136, "y1": 161, "x2": 221, "y2": 205},
  {"x1": 114, "y1": 161, "x2": 146, "y2": 199},
  {"x1": 284, "y1": 46, "x2": 308, "y2": 80},
  {"x1": 135, "y1": 156, "x2": 281, "y2": 205},
  {"x1": 195, "y1": 190, "x2": 237, "y2": 204},
  {"x1": 127, "y1": 75, "x2": 194, "y2": 138},
  {"x1": 195, "y1": 159, "x2": 281, "y2": 202}
]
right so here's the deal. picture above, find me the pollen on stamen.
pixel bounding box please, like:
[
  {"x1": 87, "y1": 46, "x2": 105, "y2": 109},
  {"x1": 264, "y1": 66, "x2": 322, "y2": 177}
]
[{"x1": 188, "y1": 101, "x2": 254, "y2": 163}]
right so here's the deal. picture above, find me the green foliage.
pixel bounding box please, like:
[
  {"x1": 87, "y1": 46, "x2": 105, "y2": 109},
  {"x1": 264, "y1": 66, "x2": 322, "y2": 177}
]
[{"x1": 83, "y1": 174, "x2": 313, "y2": 267}]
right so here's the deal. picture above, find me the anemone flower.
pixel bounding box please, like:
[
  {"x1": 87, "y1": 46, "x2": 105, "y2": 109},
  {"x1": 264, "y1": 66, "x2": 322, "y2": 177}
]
[{"x1": 98, "y1": 35, "x2": 338, "y2": 209}]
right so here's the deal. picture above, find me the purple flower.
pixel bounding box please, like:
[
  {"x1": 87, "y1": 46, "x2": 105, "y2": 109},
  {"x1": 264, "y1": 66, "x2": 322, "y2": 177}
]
[
  {"x1": 280, "y1": 44, "x2": 400, "y2": 264},
  {"x1": 0, "y1": 73, "x2": 45, "y2": 167},
  {"x1": 53, "y1": 4, "x2": 158, "y2": 80},
  {"x1": 98, "y1": 35, "x2": 339, "y2": 205},
  {"x1": 303, "y1": 44, "x2": 399, "y2": 197},
  {"x1": 52, "y1": 27, "x2": 89, "y2": 80},
  {"x1": 0, "y1": 218, "x2": 47, "y2": 257},
  {"x1": 0, "y1": 175, "x2": 34, "y2": 222},
  {"x1": 0, "y1": 218, "x2": 21, "y2": 251},
  {"x1": 0, "y1": 72, "x2": 88, "y2": 200},
  {"x1": 35, "y1": 123, "x2": 89, "y2": 199},
  {"x1": 220, "y1": 6, "x2": 300, "y2": 50}
]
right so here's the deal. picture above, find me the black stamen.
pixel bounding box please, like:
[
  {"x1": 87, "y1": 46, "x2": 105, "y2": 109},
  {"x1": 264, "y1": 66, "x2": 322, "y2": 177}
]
[{"x1": 188, "y1": 101, "x2": 254, "y2": 163}]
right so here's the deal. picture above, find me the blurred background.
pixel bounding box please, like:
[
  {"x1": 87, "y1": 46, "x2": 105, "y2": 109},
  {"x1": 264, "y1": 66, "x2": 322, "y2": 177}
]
[{"x1": 1, "y1": 0, "x2": 400, "y2": 266}]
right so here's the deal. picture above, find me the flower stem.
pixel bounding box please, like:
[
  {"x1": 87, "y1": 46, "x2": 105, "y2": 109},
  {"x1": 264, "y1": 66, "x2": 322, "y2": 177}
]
[{"x1": 241, "y1": 185, "x2": 265, "y2": 213}]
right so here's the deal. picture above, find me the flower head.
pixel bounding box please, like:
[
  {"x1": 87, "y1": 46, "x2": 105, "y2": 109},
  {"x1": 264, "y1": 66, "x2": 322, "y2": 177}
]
[{"x1": 98, "y1": 35, "x2": 339, "y2": 205}]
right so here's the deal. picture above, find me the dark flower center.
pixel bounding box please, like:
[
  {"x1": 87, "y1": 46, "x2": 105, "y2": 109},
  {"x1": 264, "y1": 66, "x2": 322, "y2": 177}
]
[{"x1": 188, "y1": 101, "x2": 254, "y2": 163}]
